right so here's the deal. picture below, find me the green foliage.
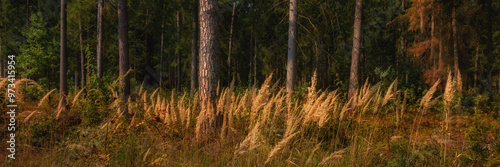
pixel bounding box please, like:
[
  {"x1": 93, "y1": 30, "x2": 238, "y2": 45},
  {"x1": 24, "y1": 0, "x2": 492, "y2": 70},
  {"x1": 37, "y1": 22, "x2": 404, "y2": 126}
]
[
  {"x1": 23, "y1": 84, "x2": 43, "y2": 101},
  {"x1": 18, "y1": 12, "x2": 59, "y2": 89},
  {"x1": 29, "y1": 118, "x2": 58, "y2": 147},
  {"x1": 79, "y1": 99, "x2": 104, "y2": 127}
]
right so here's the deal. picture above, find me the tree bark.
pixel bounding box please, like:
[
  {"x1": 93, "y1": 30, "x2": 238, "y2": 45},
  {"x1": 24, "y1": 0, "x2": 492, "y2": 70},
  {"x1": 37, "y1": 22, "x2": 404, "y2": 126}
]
[
  {"x1": 254, "y1": 33, "x2": 257, "y2": 84},
  {"x1": 452, "y1": 0, "x2": 459, "y2": 76},
  {"x1": 431, "y1": 14, "x2": 435, "y2": 68},
  {"x1": 176, "y1": 10, "x2": 182, "y2": 90},
  {"x1": 197, "y1": 0, "x2": 219, "y2": 140},
  {"x1": 80, "y1": 17, "x2": 86, "y2": 89},
  {"x1": 348, "y1": 0, "x2": 363, "y2": 100},
  {"x1": 191, "y1": 0, "x2": 199, "y2": 95},
  {"x1": 420, "y1": 9, "x2": 425, "y2": 42},
  {"x1": 475, "y1": 43, "x2": 479, "y2": 89},
  {"x1": 484, "y1": 0, "x2": 493, "y2": 94},
  {"x1": 96, "y1": 0, "x2": 103, "y2": 80},
  {"x1": 60, "y1": 0, "x2": 67, "y2": 110},
  {"x1": 160, "y1": 3, "x2": 165, "y2": 88},
  {"x1": 399, "y1": 0, "x2": 405, "y2": 81},
  {"x1": 286, "y1": 0, "x2": 298, "y2": 99},
  {"x1": 227, "y1": 2, "x2": 235, "y2": 84},
  {"x1": 0, "y1": 39, "x2": 3, "y2": 78},
  {"x1": 118, "y1": 0, "x2": 130, "y2": 117}
]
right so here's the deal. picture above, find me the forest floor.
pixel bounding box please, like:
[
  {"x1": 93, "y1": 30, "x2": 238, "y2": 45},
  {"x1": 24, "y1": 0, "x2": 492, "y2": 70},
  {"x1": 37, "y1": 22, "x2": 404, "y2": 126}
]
[{"x1": 1, "y1": 78, "x2": 500, "y2": 166}]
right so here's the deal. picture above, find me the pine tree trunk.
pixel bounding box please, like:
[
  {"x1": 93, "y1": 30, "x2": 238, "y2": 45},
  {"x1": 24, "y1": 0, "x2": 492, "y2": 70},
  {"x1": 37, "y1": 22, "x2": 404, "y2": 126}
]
[
  {"x1": 118, "y1": 0, "x2": 130, "y2": 117},
  {"x1": 431, "y1": 14, "x2": 435, "y2": 68},
  {"x1": 475, "y1": 43, "x2": 479, "y2": 89},
  {"x1": 60, "y1": 0, "x2": 67, "y2": 110},
  {"x1": 420, "y1": 10, "x2": 425, "y2": 42},
  {"x1": 160, "y1": 3, "x2": 165, "y2": 87},
  {"x1": 399, "y1": 0, "x2": 405, "y2": 81},
  {"x1": 96, "y1": 0, "x2": 103, "y2": 80},
  {"x1": 254, "y1": 34, "x2": 257, "y2": 84},
  {"x1": 197, "y1": 0, "x2": 219, "y2": 140},
  {"x1": 286, "y1": 0, "x2": 298, "y2": 99},
  {"x1": 227, "y1": 2, "x2": 235, "y2": 84},
  {"x1": 348, "y1": 0, "x2": 363, "y2": 100},
  {"x1": 452, "y1": 1, "x2": 459, "y2": 76},
  {"x1": 0, "y1": 40, "x2": 3, "y2": 78},
  {"x1": 484, "y1": 0, "x2": 493, "y2": 94},
  {"x1": 439, "y1": 37, "x2": 443, "y2": 70},
  {"x1": 80, "y1": 18, "x2": 86, "y2": 89},
  {"x1": 176, "y1": 11, "x2": 182, "y2": 90},
  {"x1": 191, "y1": 0, "x2": 199, "y2": 95}
]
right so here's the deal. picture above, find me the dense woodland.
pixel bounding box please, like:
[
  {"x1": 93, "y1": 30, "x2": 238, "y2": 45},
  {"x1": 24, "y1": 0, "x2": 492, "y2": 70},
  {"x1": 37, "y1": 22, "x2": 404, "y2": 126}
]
[{"x1": 1, "y1": 0, "x2": 500, "y2": 166}]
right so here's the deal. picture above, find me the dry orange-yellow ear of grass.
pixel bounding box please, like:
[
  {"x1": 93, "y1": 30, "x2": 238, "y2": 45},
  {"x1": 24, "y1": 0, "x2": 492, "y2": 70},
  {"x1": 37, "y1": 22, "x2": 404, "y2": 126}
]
[
  {"x1": 250, "y1": 74, "x2": 273, "y2": 124},
  {"x1": 382, "y1": 79, "x2": 398, "y2": 107},
  {"x1": 320, "y1": 147, "x2": 348, "y2": 165},
  {"x1": 419, "y1": 79, "x2": 440, "y2": 112},
  {"x1": 55, "y1": 95, "x2": 67, "y2": 119},
  {"x1": 71, "y1": 88, "x2": 86, "y2": 108},
  {"x1": 38, "y1": 89, "x2": 57, "y2": 108},
  {"x1": 23, "y1": 110, "x2": 39, "y2": 123},
  {"x1": 265, "y1": 131, "x2": 299, "y2": 164},
  {"x1": 443, "y1": 71, "x2": 454, "y2": 106},
  {"x1": 138, "y1": 81, "x2": 144, "y2": 95}
]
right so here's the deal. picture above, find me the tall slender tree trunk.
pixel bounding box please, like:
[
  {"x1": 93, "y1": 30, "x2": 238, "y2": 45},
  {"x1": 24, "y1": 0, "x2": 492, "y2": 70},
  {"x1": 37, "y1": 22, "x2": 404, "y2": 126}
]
[
  {"x1": 191, "y1": 0, "x2": 198, "y2": 95},
  {"x1": 197, "y1": 0, "x2": 219, "y2": 140},
  {"x1": 431, "y1": 14, "x2": 435, "y2": 68},
  {"x1": 400, "y1": 0, "x2": 405, "y2": 82},
  {"x1": 97, "y1": 0, "x2": 103, "y2": 80},
  {"x1": 0, "y1": 39, "x2": 3, "y2": 78},
  {"x1": 484, "y1": 0, "x2": 493, "y2": 94},
  {"x1": 227, "y1": 2, "x2": 235, "y2": 84},
  {"x1": 439, "y1": 37, "x2": 443, "y2": 70},
  {"x1": 348, "y1": 0, "x2": 363, "y2": 100},
  {"x1": 254, "y1": 34, "x2": 257, "y2": 84},
  {"x1": 118, "y1": 0, "x2": 130, "y2": 117},
  {"x1": 160, "y1": 3, "x2": 165, "y2": 88},
  {"x1": 286, "y1": 0, "x2": 298, "y2": 99},
  {"x1": 475, "y1": 43, "x2": 479, "y2": 89},
  {"x1": 176, "y1": 10, "x2": 182, "y2": 90},
  {"x1": 420, "y1": 10, "x2": 425, "y2": 41},
  {"x1": 80, "y1": 18, "x2": 86, "y2": 89},
  {"x1": 59, "y1": 0, "x2": 67, "y2": 112},
  {"x1": 452, "y1": 1, "x2": 459, "y2": 76}
]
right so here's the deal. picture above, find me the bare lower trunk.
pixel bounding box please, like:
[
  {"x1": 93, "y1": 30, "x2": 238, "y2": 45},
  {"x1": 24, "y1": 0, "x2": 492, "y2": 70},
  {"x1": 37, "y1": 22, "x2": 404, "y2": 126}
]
[
  {"x1": 197, "y1": 0, "x2": 219, "y2": 140},
  {"x1": 160, "y1": 3, "x2": 165, "y2": 87},
  {"x1": 60, "y1": 0, "x2": 68, "y2": 111},
  {"x1": 118, "y1": 0, "x2": 130, "y2": 117},
  {"x1": 439, "y1": 37, "x2": 443, "y2": 70},
  {"x1": 348, "y1": 0, "x2": 363, "y2": 100},
  {"x1": 431, "y1": 14, "x2": 435, "y2": 68},
  {"x1": 176, "y1": 10, "x2": 182, "y2": 90},
  {"x1": 253, "y1": 35, "x2": 257, "y2": 84},
  {"x1": 0, "y1": 41, "x2": 3, "y2": 78},
  {"x1": 227, "y1": 2, "x2": 235, "y2": 84},
  {"x1": 452, "y1": 2, "x2": 459, "y2": 76},
  {"x1": 80, "y1": 18, "x2": 86, "y2": 89},
  {"x1": 96, "y1": 0, "x2": 103, "y2": 80},
  {"x1": 286, "y1": 0, "x2": 298, "y2": 99},
  {"x1": 475, "y1": 44, "x2": 479, "y2": 89},
  {"x1": 191, "y1": 0, "x2": 198, "y2": 95}
]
